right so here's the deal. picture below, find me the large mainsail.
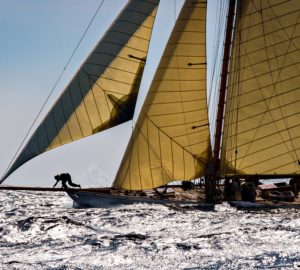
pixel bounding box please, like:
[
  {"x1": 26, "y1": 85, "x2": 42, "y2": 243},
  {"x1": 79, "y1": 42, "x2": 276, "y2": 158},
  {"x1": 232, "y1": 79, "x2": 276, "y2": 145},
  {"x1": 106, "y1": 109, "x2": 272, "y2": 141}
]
[
  {"x1": 2, "y1": 0, "x2": 159, "y2": 181},
  {"x1": 114, "y1": 0, "x2": 211, "y2": 190},
  {"x1": 221, "y1": 0, "x2": 300, "y2": 176}
]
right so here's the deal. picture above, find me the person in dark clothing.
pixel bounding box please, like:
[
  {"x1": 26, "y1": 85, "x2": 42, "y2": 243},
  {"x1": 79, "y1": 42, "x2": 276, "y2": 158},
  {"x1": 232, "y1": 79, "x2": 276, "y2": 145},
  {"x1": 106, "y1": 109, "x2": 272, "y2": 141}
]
[
  {"x1": 53, "y1": 173, "x2": 81, "y2": 189},
  {"x1": 240, "y1": 181, "x2": 257, "y2": 202},
  {"x1": 290, "y1": 177, "x2": 299, "y2": 197},
  {"x1": 224, "y1": 178, "x2": 241, "y2": 201}
]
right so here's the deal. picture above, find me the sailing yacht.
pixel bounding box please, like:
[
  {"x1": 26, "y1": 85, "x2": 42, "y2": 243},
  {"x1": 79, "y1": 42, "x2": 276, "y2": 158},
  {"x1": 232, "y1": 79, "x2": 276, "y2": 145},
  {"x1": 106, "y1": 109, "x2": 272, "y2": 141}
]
[{"x1": 1, "y1": 0, "x2": 300, "y2": 207}]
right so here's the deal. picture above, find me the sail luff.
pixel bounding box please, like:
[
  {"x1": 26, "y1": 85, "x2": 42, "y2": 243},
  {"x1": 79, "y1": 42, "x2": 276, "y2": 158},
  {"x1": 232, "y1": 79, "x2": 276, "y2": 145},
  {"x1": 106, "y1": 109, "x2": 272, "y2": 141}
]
[
  {"x1": 113, "y1": 0, "x2": 211, "y2": 191},
  {"x1": 1, "y1": 0, "x2": 159, "y2": 182}
]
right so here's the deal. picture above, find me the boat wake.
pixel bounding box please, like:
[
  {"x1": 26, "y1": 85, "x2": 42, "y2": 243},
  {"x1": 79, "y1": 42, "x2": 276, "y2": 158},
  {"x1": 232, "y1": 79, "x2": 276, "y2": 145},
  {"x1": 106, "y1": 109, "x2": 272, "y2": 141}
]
[{"x1": 0, "y1": 190, "x2": 300, "y2": 269}]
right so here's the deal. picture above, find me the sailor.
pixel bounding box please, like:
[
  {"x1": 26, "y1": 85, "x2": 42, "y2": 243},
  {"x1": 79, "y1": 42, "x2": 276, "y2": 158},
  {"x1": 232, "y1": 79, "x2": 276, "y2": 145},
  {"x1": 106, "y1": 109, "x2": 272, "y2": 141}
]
[
  {"x1": 53, "y1": 173, "x2": 81, "y2": 189},
  {"x1": 223, "y1": 178, "x2": 232, "y2": 201},
  {"x1": 240, "y1": 181, "x2": 257, "y2": 202},
  {"x1": 224, "y1": 178, "x2": 241, "y2": 201},
  {"x1": 290, "y1": 177, "x2": 299, "y2": 197}
]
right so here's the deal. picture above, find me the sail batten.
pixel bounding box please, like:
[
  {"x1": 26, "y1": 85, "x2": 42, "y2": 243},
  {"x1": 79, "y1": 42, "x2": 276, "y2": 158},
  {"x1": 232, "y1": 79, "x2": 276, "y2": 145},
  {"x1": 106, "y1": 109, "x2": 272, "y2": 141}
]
[
  {"x1": 2, "y1": 0, "x2": 159, "y2": 181},
  {"x1": 114, "y1": 0, "x2": 210, "y2": 191},
  {"x1": 221, "y1": 0, "x2": 300, "y2": 177}
]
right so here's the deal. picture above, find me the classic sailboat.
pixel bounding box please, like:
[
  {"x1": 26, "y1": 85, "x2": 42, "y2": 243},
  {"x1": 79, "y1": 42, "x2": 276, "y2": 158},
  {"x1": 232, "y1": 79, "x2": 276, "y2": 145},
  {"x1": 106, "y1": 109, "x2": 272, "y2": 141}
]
[{"x1": 1, "y1": 0, "x2": 300, "y2": 207}]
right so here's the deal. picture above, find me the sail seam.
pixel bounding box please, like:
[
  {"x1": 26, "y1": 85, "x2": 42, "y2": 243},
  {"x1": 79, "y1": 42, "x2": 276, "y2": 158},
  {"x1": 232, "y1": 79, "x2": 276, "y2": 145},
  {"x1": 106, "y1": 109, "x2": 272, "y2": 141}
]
[
  {"x1": 237, "y1": 146, "x2": 300, "y2": 174},
  {"x1": 145, "y1": 97, "x2": 207, "y2": 105},
  {"x1": 59, "y1": 98, "x2": 74, "y2": 142},
  {"x1": 224, "y1": 106, "x2": 300, "y2": 137},
  {"x1": 265, "y1": 0, "x2": 300, "y2": 164},
  {"x1": 78, "y1": 75, "x2": 94, "y2": 133},
  {"x1": 142, "y1": 111, "x2": 207, "y2": 166},
  {"x1": 233, "y1": 22, "x2": 300, "y2": 45},
  {"x1": 92, "y1": 41, "x2": 149, "y2": 54},
  {"x1": 85, "y1": 74, "x2": 103, "y2": 126},
  {"x1": 235, "y1": 3, "x2": 300, "y2": 169},
  {"x1": 229, "y1": 46, "x2": 300, "y2": 73},
  {"x1": 225, "y1": 129, "x2": 300, "y2": 156},
  {"x1": 148, "y1": 107, "x2": 207, "y2": 117},
  {"x1": 227, "y1": 59, "x2": 300, "y2": 90},
  {"x1": 149, "y1": 89, "x2": 206, "y2": 93},
  {"x1": 224, "y1": 0, "x2": 300, "y2": 173},
  {"x1": 156, "y1": 120, "x2": 208, "y2": 129}
]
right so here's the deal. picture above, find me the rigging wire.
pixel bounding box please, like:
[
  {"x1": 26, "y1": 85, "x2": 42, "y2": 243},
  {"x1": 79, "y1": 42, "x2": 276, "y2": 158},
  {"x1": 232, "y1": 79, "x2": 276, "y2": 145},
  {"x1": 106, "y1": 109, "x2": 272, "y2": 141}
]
[
  {"x1": 236, "y1": 0, "x2": 300, "y2": 169},
  {"x1": 1, "y1": 0, "x2": 105, "y2": 181},
  {"x1": 265, "y1": 0, "x2": 300, "y2": 166},
  {"x1": 233, "y1": 2, "x2": 243, "y2": 175},
  {"x1": 225, "y1": 0, "x2": 300, "y2": 174},
  {"x1": 207, "y1": 0, "x2": 228, "y2": 145}
]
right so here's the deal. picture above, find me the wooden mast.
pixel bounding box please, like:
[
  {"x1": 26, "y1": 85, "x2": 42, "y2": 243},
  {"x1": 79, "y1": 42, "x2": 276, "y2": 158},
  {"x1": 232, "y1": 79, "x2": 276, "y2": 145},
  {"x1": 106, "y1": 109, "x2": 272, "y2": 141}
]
[{"x1": 206, "y1": 0, "x2": 236, "y2": 203}]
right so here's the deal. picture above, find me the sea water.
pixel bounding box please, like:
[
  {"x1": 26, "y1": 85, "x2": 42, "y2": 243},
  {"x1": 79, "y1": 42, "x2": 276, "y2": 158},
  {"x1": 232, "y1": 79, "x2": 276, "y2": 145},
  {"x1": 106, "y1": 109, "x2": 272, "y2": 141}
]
[{"x1": 0, "y1": 190, "x2": 300, "y2": 269}]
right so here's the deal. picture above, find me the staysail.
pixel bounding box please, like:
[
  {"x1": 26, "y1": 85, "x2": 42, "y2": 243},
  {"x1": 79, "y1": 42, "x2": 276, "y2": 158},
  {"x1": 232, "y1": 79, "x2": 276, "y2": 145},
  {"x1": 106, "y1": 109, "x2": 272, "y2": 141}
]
[
  {"x1": 114, "y1": 0, "x2": 211, "y2": 190},
  {"x1": 221, "y1": 0, "x2": 300, "y2": 176},
  {"x1": 2, "y1": 0, "x2": 159, "y2": 181}
]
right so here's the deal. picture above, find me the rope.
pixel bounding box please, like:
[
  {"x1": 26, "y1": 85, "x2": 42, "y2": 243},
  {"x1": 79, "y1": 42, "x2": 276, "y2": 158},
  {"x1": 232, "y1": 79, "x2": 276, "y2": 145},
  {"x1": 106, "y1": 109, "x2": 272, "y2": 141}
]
[
  {"x1": 2, "y1": 0, "x2": 105, "y2": 181},
  {"x1": 208, "y1": 0, "x2": 228, "y2": 145}
]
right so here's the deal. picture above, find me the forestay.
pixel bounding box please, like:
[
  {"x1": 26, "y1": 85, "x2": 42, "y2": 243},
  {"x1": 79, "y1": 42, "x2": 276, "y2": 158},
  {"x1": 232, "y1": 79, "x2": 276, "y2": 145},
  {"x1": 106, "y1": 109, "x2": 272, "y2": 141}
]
[
  {"x1": 221, "y1": 0, "x2": 300, "y2": 176},
  {"x1": 2, "y1": 0, "x2": 159, "y2": 181},
  {"x1": 114, "y1": 0, "x2": 211, "y2": 190}
]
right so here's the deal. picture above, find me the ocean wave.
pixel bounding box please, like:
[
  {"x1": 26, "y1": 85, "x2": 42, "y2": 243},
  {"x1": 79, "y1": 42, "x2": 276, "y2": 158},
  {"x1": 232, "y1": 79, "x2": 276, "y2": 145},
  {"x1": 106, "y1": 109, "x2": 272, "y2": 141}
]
[{"x1": 0, "y1": 190, "x2": 300, "y2": 269}]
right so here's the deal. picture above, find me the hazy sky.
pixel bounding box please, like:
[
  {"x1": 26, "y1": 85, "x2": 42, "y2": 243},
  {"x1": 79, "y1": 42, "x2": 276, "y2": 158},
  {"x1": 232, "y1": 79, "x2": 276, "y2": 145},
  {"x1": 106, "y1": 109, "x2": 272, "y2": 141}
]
[{"x1": 0, "y1": 0, "x2": 225, "y2": 187}]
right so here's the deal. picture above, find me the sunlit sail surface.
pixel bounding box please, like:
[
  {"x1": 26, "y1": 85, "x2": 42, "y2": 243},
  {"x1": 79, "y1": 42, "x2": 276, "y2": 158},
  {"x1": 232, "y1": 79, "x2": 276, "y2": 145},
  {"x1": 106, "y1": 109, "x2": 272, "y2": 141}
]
[
  {"x1": 2, "y1": 0, "x2": 159, "y2": 181},
  {"x1": 221, "y1": 0, "x2": 300, "y2": 176},
  {"x1": 114, "y1": 0, "x2": 211, "y2": 190}
]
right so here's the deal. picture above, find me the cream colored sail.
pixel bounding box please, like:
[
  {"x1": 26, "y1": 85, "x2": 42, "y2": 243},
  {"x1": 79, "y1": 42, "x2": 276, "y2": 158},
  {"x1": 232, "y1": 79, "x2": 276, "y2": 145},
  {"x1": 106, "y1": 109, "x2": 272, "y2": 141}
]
[
  {"x1": 2, "y1": 0, "x2": 159, "y2": 180},
  {"x1": 114, "y1": 0, "x2": 210, "y2": 190},
  {"x1": 221, "y1": 0, "x2": 300, "y2": 176}
]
